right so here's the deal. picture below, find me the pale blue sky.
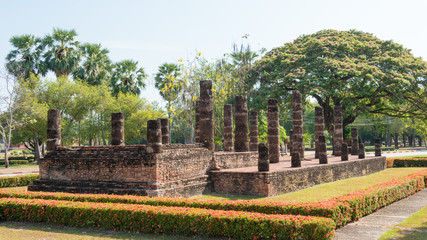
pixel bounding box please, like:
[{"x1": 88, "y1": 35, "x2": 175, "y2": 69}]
[{"x1": 1, "y1": 0, "x2": 427, "y2": 105}]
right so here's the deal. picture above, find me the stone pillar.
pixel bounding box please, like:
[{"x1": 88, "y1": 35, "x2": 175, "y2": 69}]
[
  {"x1": 199, "y1": 80, "x2": 214, "y2": 151},
  {"x1": 341, "y1": 143, "x2": 349, "y2": 161},
  {"x1": 147, "y1": 119, "x2": 162, "y2": 153},
  {"x1": 234, "y1": 95, "x2": 249, "y2": 152},
  {"x1": 160, "y1": 118, "x2": 170, "y2": 144},
  {"x1": 314, "y1": 107, "x2": 325, "y2": 159},
  {"x1": 375, "y1": 138, "x2": 382, "y2": 156},
  {"x1": 333, "y1": 105, "x2": 344, "y2": 156},
  {"x1": 258, "y1": 143, "x2": 269, "y2": 171},
  {"x1": 111, "y1": 112, "x2": 124, "y2": 146},
  {"x1": 289, "y1": 129, "x2": 293, "y2": 155},
  {"x1": 268, "y1": 99, "x2": 280, "y2": 163},
  {"x1": 223, "y1": 104, "x2": 233, "y2": 151},
  {"x1": 292, "y1": 90, "x2": 304, "y2": 160},
  {"x1": 291, "y1": 152, "x2": 301, "y2": 167},
  {"x1": 249, "y1": 111, "x2": 259, "y2": 151},
  {"x1": 359, "y1": 143, "x2": 365, "y2": 159},
  {"x1": 194, "y1": 101, "x2": 200, "y2": 143},
  {"x1": 47, "y1": 109, "x2": 61, "y2": 152},
  {"x1": 318, "y1": 135, "x2": 328, "y2": 164},
  {"x1": 351, "y1": 128, "x2": 359, "y2": 155}
]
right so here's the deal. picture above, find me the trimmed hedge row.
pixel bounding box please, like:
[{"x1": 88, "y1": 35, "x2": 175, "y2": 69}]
[
  {"x1": 0, "y1": 169, "x2": 426, "y2": 230},
  {"x1": 0, "y1": 197, "x2": 335, "y2": 240},
  {"x1": 332, "y1": 172, "x2": 426, "y2": 221},
  {"x1": 0, "y1": 189, "x2": 351, "y2": 227},
  {"x1": 0, "y1": 160, "x2": 31, "y2": 165},
  {"x1": 0, "y1": 174, "x2": 39, "y2": 188},
  {"x1": 391, "y1": 158, "x2": 427, "y2": 168}
]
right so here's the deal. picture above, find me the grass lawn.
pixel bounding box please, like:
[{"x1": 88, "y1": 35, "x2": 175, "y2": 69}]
[
  {"x1": 194, "y1": 168, "x2": 427, "y2": 202},
  {"x1": 0, "y1": 222, "x2": 202, "y2": 240},
  {"x1": 379, "y1": 206, "x2": 427, "y2": 240}
]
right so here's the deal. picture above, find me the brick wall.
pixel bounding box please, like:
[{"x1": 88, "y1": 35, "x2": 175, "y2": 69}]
[{"x1": 210, "y1": 156, "x2": 387, "y2": 196}]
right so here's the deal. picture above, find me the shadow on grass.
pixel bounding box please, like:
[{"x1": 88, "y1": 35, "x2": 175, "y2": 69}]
[
  {"x1": 0, "y1": 221, "x2": 215, "y2": 240},
  {"x1": 380, "y1": 222, "x2": 427, "y2": 240}
]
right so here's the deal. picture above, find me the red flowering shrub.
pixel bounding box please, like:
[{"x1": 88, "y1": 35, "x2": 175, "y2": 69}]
[
  {"x1": 0, "y1": 174, "x2": 38, "y2": 188},
  {"x1": 0, "y1": 197, "x2": 335, "y2": 240},
  {"x1": 0, "y1": 189, "x2": 351, "y2": 227},
  {"x1": 332, "y1": 170, "x2": 427, "y2": 221}
]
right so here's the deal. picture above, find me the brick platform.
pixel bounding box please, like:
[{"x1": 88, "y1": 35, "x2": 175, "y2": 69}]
[{"x1": 210, "y1": 155, "x2": 387, "y2": 197}]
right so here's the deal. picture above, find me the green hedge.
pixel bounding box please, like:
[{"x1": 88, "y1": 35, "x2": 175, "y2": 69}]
[
  {"x1": 0, "y1": 198, "x2": 335, "y2": 240},
  {"x1": 0, "y1": 160, "x2": 31, "y2": 165},
  {"x1": 0, "y1": 189, "x2": 351, "y2": 228},
  {"x1": 393, "y1": 159, "x2": 427, "y2": 167},
  {"x1": 0, "y1": 174, "x2": 39, "y2": 188},
  {"x1": 332, "y1": 172, "x2": 426, "y2": 221}
]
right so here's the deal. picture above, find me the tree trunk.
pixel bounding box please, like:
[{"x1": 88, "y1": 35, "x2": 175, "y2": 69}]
[
  {"x1": 4, "y1": 148, "x2": 9, "y2": 168},
  {"x1": 394, "y1": 133, "x2": 399, "y2": 149},
  {"x1": 41, "y1": 144, "x2": 45, "y2": 157},
  {"x1": 418, "y1": 136, "x2": 422, "y2": 147},
  {"x1": 412, "y1": 118, "x2": 416, "y2": 148},
  {"x1": 34, "y1": 134, "x2": 41, "y2": 164},
  {"x1": 403, "y1": 133, "x2": 406, "y2": 147},
  {"x1": 408, "y1": 135, "x2": 413, "y2": 147}
]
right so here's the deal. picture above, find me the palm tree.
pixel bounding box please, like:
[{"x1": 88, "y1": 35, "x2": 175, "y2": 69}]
[
  {"x1": 110, "y1": 60, "x2": 146, "y2": 96},
  {"x1": 6, "y1": 34, "x2": 43, "y2": 79},
  {"x1": 73, "y1": 43, "x2": 111, "y2": 85},
  {"x1": 40, "y1": 28, "x2": 81, "y2": 78}
]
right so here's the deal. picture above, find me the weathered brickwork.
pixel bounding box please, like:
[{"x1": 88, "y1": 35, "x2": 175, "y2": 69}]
[
  {"x1": 268, "y1": 99, "x2": 280, "y2": 163},
  {"x1": 46, "y1": 109, "x2": 61, "y2": 152},
  {"x1": 234, "y1": 95, "x2": 249, "y2": 152},
  {"x1": 214, "y1": 151, "x2": 258, "y2": 169},
  {"x1": 30, "y1": 144, "x2": 213, "y2": 197},
  {"x1": 111, "y1": 112, "x2": 124, "y2": 146},
  {"x1": 249, "y1": 111, "x2": 259, "y2": 152},
  {"x1": 211, "y1": 156, "x2": 387, "y2": 196},
  {"x1": 351, "y1": 128, "x2": 359, "y2": 155},
  {"x1": 258, "y1": 143, "x2": 269, "y2": 171},
  {"x1": 333, "y1": 105, "x2": 344, "y2": 156},
  {"x1": 314, "y1": 107, "x2": 324, "y2": 159},
  {"x1": 199, "y1": 80, "x2": 214, "y2": 151},
  {"x1": 223, "y1": 104, "x2": 233, "y2": 152},
  {"x1": 292, "y1": 91, "x2": 304, "y2": 160}
]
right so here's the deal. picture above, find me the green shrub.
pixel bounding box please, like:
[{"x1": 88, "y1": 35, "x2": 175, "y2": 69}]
[
  {"x1": 0, "y1": 160, "x2": 30, "y2": 165},
  {"x1": 0, "y1": 198, "x2": 336, "y2": 240},
  {"x1": 393, "y1": 159, "x2": 427, "y2": 167},
  {"x1": 0, "y1": 174, "x2": 39, "y2": 188}
]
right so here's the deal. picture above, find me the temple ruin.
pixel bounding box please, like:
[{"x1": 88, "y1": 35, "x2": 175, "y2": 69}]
[{"x1": 29, "y1": 81, "x2": 387, "y2": 197}]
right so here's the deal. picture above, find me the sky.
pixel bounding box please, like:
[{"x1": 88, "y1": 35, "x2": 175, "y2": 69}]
[{"x1": 1, "y1": 0, "x2": 427, "y2": 106}]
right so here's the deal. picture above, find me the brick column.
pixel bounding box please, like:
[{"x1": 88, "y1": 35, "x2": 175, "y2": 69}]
[
  {"x1": 375, "y1": 138, "x2": 382, "y2": 156},
  {"x1": 333, "y1": 105, "x2": 344, "y2": 156},
  {"x1": 258, "y1": 143, "x2": 269, "y2": 171},
  {"x1": 160, "y1": 118, "x2": 170, "y2": 144},
  {"x1": 359, "y1": 143, "x2": 365, "y2": 159},
  {"x1": 199, "y1": 80, "x2": 214, "y2": 151},
  {"x1": 147, "y1": 119, "x2": 162, "y2": 153},
  {"x1": 292, "y1": 90, "x2": 304, "y2": 160},
  {"x1": 111, "y1": 112, "x2": 124, "y2": 146},
  {"x1": 47, "y1": 109, "x2": 61, "y2": 152},
  {"x1": 291, "y1": 152, "x2": 301, "y2": 167},
  {"x1": 351, "y1": 128, "x2": 359, "y2": 155},
  {"x1": 268, "y1": 99, "x2": 280, "y2": 163},
  {"x1": 223, "y1": 104, "x2": 233, "y2": 151},
  {"x1": 249, "y1": 111, "x2": 259, "y2": 151},
  {"x1": 314, "y1": 107, "x2": 325, "y2": 159},
  {"x1": 319, "y1": 135, "x2": 328, "y2": 164},
  {"x1": 341, "y1": 143, "x2": 349, "y2": 161},
  {"x1": 234, "y1": 95, "x2": 249, "y2": 152},
  {"x1": 194, "y1": 100, "x2": 200, "y2": 143}
]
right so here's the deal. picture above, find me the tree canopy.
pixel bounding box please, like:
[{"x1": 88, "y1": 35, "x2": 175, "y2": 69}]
[{"x1": 253, "y1": 29, "x2": 427, "y2": 134}]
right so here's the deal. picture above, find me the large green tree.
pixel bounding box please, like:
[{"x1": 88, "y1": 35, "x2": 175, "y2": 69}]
[
  {"x1": 73, "y1": 43, "x2": 111, "y2": 85},
  {"x1": 5, "y1": 34, "x2": 42, "y2": 79},
  {"x1": 253, "y1": 29, "x2": 427, "y2": 135},
  {"x1": 40, "y1": 28, "x2": 81, "y2": 78},
  {"x1": 110, "y1": 60, "x2": 146, "y2": 96}
]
